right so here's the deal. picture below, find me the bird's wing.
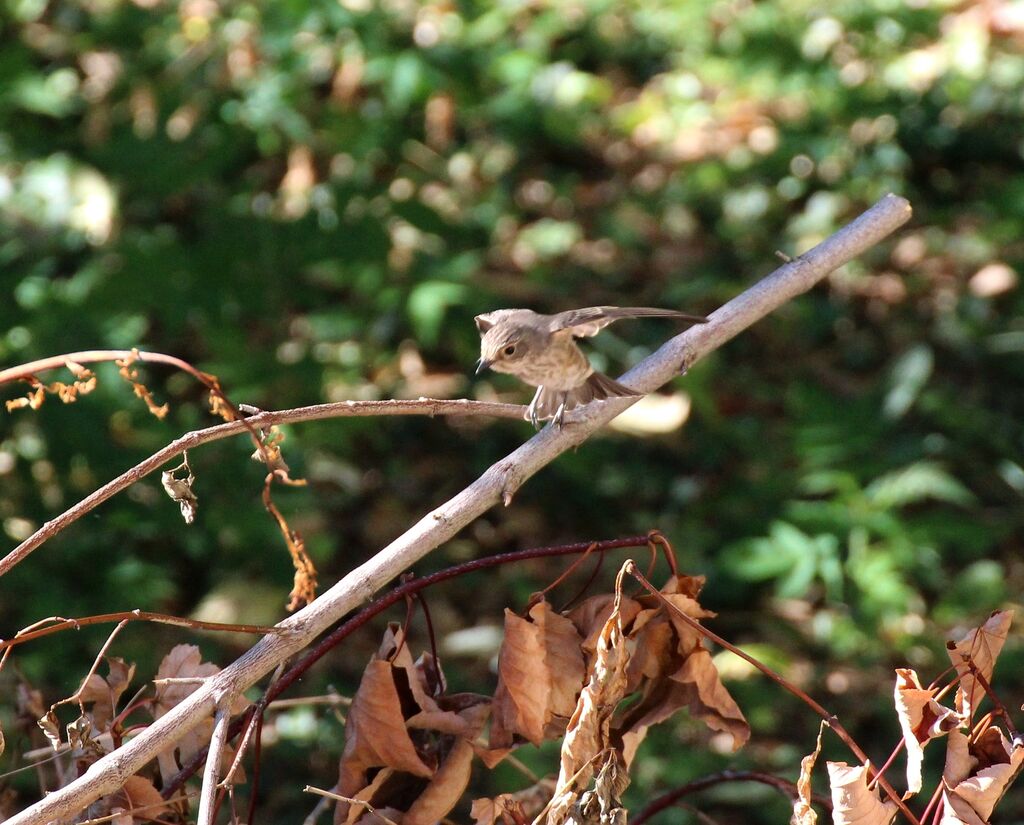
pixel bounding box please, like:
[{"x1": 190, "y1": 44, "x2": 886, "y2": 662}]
[{"x1": 548, "y1": 306, "x2": 709, "y2": 338}]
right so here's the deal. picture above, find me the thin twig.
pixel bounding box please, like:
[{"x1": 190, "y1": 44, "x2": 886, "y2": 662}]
[
  {"x1": 59, "y1": 620, "x2": 129, "y2": 711},
  {"x1": 240, "y1": 662, "x2": 286, "y2": 825},
  {"x1": 0, "y1": 610, "x2": 282, "y2": 654},
  {"x1": 5, "y1": 194, "x2": 913, "y2": 825},
  {"x1": 196, "y1": 706, "x2": 231, "y2": 825},
  {"x1": 302, "y1": 793, "x2": 333, "y2": 825},
  {"x1": 303, "y1": 786, "x2": 400, "y2": 825},
  {"x1": 0, "y1": 398, "x2": 524, "y2": 578}
]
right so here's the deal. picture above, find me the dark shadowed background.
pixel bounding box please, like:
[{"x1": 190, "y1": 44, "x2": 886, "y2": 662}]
[{"x1": 1, "y1": 0, "x2": 1023, "y2": 821}]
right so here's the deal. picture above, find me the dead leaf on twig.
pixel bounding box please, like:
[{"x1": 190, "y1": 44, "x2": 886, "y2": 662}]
[
  {"x1": 946, "y1": 611, "x2": 1013, "y2": 723},
  {"x1": 472, "y1": 778, "x2": 555, "y2": 825},
  {"x1": 490, "y1": 599, "x2": 586, "y2": 749},
  {"x1": 109, "y1": 775, "x2": 169, "y2": 823},
  {"x1": 826, "y1": 762, "x2": 897, "y2": 825},
  {"x1": 543, "y1": 569, "x2": 632, "y2": 825},
  {"x1": 161, "y1": 455, "x2": 198, "y2": 524},
  {"x1": 335, "y1": 625, "x2": 492, "y2": 825},
  {"x1": 893, "y1": 668, "x2": 961, "y2": 794},
  {"x1": 116, "y1": 350, "x2": 168, "y2": 419},
  {"x1": 262, "y1": 479, "x2": 317, "y2": 610},
  {"x1": 205, "y1": 374, "x2": 237, "y2": 422},
  {"x1": 791, "y1": 721, "x2": 825, "y2": 825},
  {"x1": 403, "y1": 738, "x2": 475, "y2": 825},
  {"x1": 78, "y1": 657, "x2": 136, "y2": 733},
  {"x1": 153, "y1": 644, "x2": 246, "y2": 786},
  {"x1": 940, "y1": 727, "x2": 1024, "y2": 824},
  {"x1": 5, "y1": 360, "x2": 96, "y2": 412},
  {"x1": 612, "y1": 574, "x2": 750, "y2": 766},
  {"x1": 251, "y1": 425, "x2": 307, "y2": 485}
]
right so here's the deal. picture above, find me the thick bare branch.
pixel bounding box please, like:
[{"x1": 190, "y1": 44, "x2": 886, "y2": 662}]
[{"x1": 4, "y1": 194, "x2": 912, "y2": 825}]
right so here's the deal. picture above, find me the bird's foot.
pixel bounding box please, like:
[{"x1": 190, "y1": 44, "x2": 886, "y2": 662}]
[
  {"x1": 527, "y1": 390, "x2": 542, "y2": 431},
  {"x1": 552, "y1": 395, "x2": 567, "y2": 429}
]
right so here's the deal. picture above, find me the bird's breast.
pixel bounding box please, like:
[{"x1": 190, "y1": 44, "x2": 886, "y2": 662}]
[{"x1": 512, "y1": 338, "x2": 592, "y2": 389}]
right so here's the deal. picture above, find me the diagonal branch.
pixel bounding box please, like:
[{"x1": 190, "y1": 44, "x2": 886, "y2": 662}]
[{"x1": 4, "y1": 194, "x2": 912, "y2": 825}]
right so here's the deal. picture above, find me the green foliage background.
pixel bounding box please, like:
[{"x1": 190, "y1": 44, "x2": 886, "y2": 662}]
[{"x1": 1, "y1": 0, "x2": 1023, "y2": 821}]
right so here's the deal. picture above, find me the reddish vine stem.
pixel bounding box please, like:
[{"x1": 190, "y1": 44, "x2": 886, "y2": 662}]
[
  {"x1": 953, "y1": 651, "x2": 1019, "y2": 742},
  {"x1": 161, "y1": 534, "x2": 656, "y2": 799},
  {"x1": 631, "y1": 769, "x2": 833, "y2": 824},
  {"x1": 0, "y1": 611, "x2": 282, "y2": 653},
  {"x1": 625, "y1": 563, "x2": 920, "y2": 825}
]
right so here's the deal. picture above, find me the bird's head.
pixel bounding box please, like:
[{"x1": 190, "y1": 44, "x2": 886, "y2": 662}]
[{"x1": 474, "y1": 311, "x2": 541, "y2": 375}]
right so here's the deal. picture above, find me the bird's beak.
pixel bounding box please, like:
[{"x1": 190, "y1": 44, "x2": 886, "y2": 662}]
[{"x1": 475, "y1": 358, "x2": 492, "y2": 375}]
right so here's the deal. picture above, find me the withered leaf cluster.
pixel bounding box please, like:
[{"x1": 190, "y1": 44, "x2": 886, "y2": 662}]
[
  {"x1": 5, "y1": 360, "x2": 96, "y2": 412},
  {"x1": 797, "y1": 610, "x2": 1021, "y2": 825},
  {"x1": 23, "y1": 644, "x2": 243, "y2": 824},
  {"x1": 335, "y1": 568, "x2": 750, "y2": 825}
]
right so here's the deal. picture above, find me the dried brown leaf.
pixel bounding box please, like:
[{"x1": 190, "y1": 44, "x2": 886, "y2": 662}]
[
  {"x1": 5, "y1": 362, "x2": 96, "y2": 413},
  {"x1": 161, "y1": 461, "x2": 198, "y2": 524},
  {"x1": 404, "y1": 738, "x2": 475, "y2": 825},
  {"x1": 624, "y1": 609, "x2": 675, "y2": 689},
  {"x1": 79, "y1": 657, "x2": 136, "y2": 733},
  {"x1": 205, "y1": 376, "x2": 236, "y2": 422},
  {"x1": 116, "y1": 352, "x2": 169, "y2": 419},
  {"x1": 110, "y1": 775, "x2": 169, "y2": 823},
  {"x1": 893, "y1": 668, "x2": 961, "y2": 794},
  {"x1": 491, "y1": 601, "x2": 585, "y2": 748},
  {"x1": 545, "y1": 578, "x2": 632, "y2": 825},
  {"x1": 607, "y1": 572, "x2": 749, "y2": 766},
  {"x1": 826, "y1": 762, "x2": 898, "y2": 825},
  {"x1": 940, "y1": 789, "x2": 988, "y2": 825},
  {"x1": 5, "y1": 384, "x2": 46, "y2": 412},
  {"x1": 152, "y1": 645, "x2": 244, "y2": 785},
  {"x1": 946, "y1": 611, "x2": 1013, "y2": 722},
  {"x1": 153, "y1": 645, "x2": 220, "y2": 716},
  {"x1": 473, "y1": 778, "x2": 555, "y2": 825},
  {"x1": 337, "y1": 767, "x2": 395, "y2": 825},
  {"x1": 567, "y1": 594, "x2": 643, "y2": 658},
  {"x1": 669, "y1": 648, "x2": 750, "y2": 751},
  {"x1": 338, "y1": 659, "x2": 434, "y2": 798},
  {"x1": 37, "y1": 709, "x2": 61, "y2": 750},
  {"x1": 378, "y1": 624, "x2": 443, "y2": 715},
  {"x1": 940, "y1": 727, "x2": 1024, "y2": 823},
  {"x1": 406, "y1": 698, "x2": 490, "y2": 739},
  {"x1": 352, "y1": 807, "x2": 403, "y2": 825},
  {"x1": 791, "y1": 721, "x2": 825, "y2": 825},
  {"x1": 472, "y1": 795, "x2": 518, "y2": 825}
]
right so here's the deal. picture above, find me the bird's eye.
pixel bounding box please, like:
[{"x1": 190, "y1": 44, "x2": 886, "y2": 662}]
[{"x1": 503, "y1": 345, "x2": 517, "y2": 356}]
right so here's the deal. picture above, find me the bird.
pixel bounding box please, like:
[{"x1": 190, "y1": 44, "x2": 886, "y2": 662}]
[{"x1": 474, "y1": 306, "x2": 709, "y2": 429}]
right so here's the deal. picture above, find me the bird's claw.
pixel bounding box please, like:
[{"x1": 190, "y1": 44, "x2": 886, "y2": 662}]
[
  {"x1": 552, "y1": 402, "x2": 566, "y2": 429},
  {"x1": 527, "y1": 401, "x2": 540, "y2": 430}
]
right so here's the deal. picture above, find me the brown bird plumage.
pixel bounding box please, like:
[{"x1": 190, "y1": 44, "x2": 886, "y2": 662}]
[{"x1": 474, "y1": 306, "x2": 709, "y2": 428}]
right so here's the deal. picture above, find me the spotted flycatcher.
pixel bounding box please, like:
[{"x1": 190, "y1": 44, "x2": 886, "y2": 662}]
[{"x1": 474, "y1": 306, "x2": 708, "y2": 428}]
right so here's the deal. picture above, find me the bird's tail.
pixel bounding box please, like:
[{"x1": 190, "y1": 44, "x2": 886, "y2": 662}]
[{"x1": 526, "y1": 372, "x2": 641, "y2": 422}]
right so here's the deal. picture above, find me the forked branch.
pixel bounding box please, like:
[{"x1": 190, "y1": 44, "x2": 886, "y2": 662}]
[{"x1": 4, "y1": 194, "x2": 913, "y2": 825}]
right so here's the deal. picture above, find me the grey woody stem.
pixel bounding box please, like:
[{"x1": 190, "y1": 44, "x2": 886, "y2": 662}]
[{"x1": 5, "y1": 194, "x2": 912, "y2": 825}]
